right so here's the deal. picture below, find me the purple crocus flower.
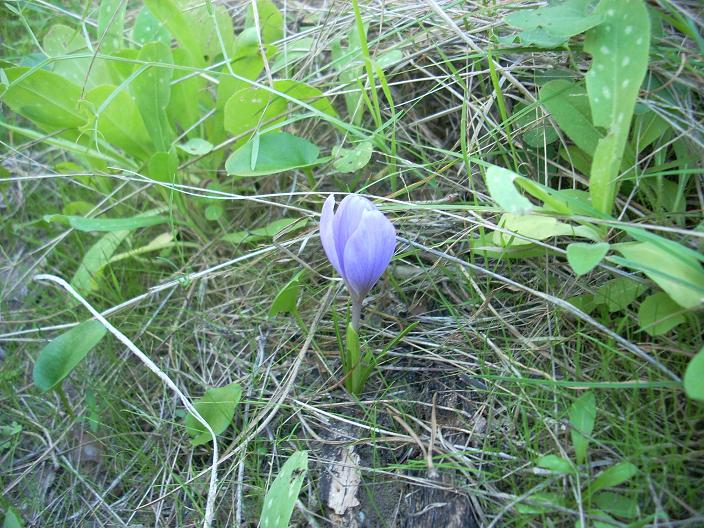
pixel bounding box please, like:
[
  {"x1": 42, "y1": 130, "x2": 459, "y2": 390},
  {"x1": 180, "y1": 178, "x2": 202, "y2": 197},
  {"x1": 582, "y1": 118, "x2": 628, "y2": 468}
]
[{"x1": 320, "y1": 194, "x2": 396, "y2": 327}]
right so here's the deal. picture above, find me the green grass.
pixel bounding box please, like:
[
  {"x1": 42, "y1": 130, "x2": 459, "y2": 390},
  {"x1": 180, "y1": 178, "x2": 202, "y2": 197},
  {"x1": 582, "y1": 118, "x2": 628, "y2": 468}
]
[{"x1": 1, "y1": 0, "x2": 703, "y2": 527}]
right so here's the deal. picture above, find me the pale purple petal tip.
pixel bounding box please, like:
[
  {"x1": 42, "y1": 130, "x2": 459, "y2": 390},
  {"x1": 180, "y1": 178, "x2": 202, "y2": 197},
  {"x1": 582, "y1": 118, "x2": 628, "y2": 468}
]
[
  {"x1": 320, "y1": 195, "x2": 342, "y2": 276},
  {"x1": 341, "y1": 209, "x2": 396, "y2": 300}
]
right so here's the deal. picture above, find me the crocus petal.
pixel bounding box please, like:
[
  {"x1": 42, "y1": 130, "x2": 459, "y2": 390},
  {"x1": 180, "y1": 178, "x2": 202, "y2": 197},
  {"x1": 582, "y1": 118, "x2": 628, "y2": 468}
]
[
  {"x1": 320, "y1": 195, "x2": 343, "y2": 276},
  {"x1": 341, "y1": 209, "x2": 396, "y2": 300},
  {"x1": 333, "y1": 195, "x2": 376, "y2": 270}
]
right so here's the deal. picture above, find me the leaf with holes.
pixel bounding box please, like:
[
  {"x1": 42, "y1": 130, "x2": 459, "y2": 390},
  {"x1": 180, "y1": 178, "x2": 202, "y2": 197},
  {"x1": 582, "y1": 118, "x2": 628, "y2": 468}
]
[
  {"x1": 569, "y1": 391, "x2": 596, "y2": 465},
  {"x1": 638, "y1": 292, "x2": 686, "y2": 336},
  {"x1": 567, "y1": 242, "x2": 609, "y2": 275},
  {"x1": 33, "y1": 320, "x2": 107, "y2": 392},
  {"x1": 585, "y1": 0, "x2": 650, "y2": 214},
  {"x1": 260, "y1": 451, "x2": 308, "y2": 528},
  {"x1": 184, "y1": 382, "x2": 242, "y2": 446}
]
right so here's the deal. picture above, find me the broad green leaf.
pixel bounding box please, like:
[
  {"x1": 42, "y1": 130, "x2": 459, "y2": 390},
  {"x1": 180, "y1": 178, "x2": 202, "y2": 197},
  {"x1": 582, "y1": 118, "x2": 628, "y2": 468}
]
[
  {"x1": 586, "y1": 462, "x2": 638, "y2": 497},
  {"x1": 178, "y1": 138, "x2": 213, "y2": 156},
  {"x1": 614, "y1": 242, "x2": 704, "y2": 309},
  {"x1": 333, "y1": 141, "x2": 373, "y2": 173},
  {"x1": 536, "y1": 454, "x2": 574, "y2": 474},
  {"x1": 144, "y1": 0, "x2": 204, "y2": 65},
  {"x1": 71, "y1": 230, "x2": 130, "y2": 295},
  {"x1": 272, "y1": 37, "x2": 314, "y2": 71},
  {"x1": 566, "y1": 242, "x2": 609, "y2": 275},
  {"x1": 132, "y1": 6, "x2": 171, "y2": 46},
  {"x1": 505, "y1": 0, "x2": 603, "y2": 48},
  {"x1": 246, "y1": 0, "x2": 284, "y2": 44},
  {"x1": 179, "y1": 0, "x2": 236, "y2": 62},
  {"x1": 43, "y1": 24, "x2": 91, "y2": 87},
  {"x1": 269, "y1": 270, "x2": 305, "y2": 317},
  {"x1": 33, "y1": 320, "x2": 107, "y2": 392},
  {"x1": 167, "y1": 48, "x2": 205, "y2": 133},
  {"x1": 331, "y1": 23, "x2": 367, "y2": 125},
  {"x1": 683, "y1": 346, "x2": 704, "y2": 401},
  {"x1": 515, "y1": 492, "x2": 564, "y2": 515},
  {"x1": 223, "y1": 217, "x2": 307, "y2": 245},
  {"x1": 631, "y1": 110, "x2": 670, "y2": 153},
  {"x1": 215, "y1": 29, "x2": 269, "y2": 109},
  {"x1": 593, "y1": 492, "x2": 639, "y2": 519},
  {"x1": 223, "y1": 80, "x2": 336, "y2": 141},
  {"x1": 148, "y1": 149, "x2": 178, "y2": 182},
  {"x1": 638, "y1": 292, "x2": 686, "y2": 336},
  {"x1": 97, "y1": 0, "x2": 127, "y2": 52},
  {"x1": 3, "y1": 507, "x2": 23, "y2": 528},
  {"x1": 619, "y1": 225, "x2": 704, "y2": 264},
  {"x1": 569, "y1": 391, "x2": 596, "y2": 465},
  {"x1": 593, "y1": 277, "x2": 647, "y2": 312},
  {"x1": 513, "y1": 103, "x2": 559, "y2": 148},
  {"x1": 184, "y1": 382, "x2": 242, "y2": 446},
  {"x1": 61, "y1": 202, "x2": 93, "y2": 217},
  {"x1": 204, "y1": 204, "x2": 224, "y2": 221},
  {"x1": 539, "y1": 80, "x2": 601, "y2": 156},
  {"x1": 585, "y1": 0, "x2": 650, "y2": 214},
  {"x1": 260, "y1": 451, "x2": 308, "y2": 528},
  {"x1": 44, "y1": 213, "x2": 167, "y2": 232},
  {"x1": 484, "y1": 165, "x2": 533, "y2": 214},
  {"x1": 493, "y1": 213, "x2": 598, "y2": 247},
  {"x1": 108, "y1": 232, "x2": 174, "y2": 265},
  {"x1": 226, "y1": 132, "x2": 319, "y2": 177},
  {"x1": 568, "y1": 293, "x2": 598, "y2": 314},
  {"x1": 133, "y1": 42, "x2": 173, "y2": 152},
  {"x1": 376, "y1": 49, "x2": 404, "y2": 69},
  {"x1": 83, "y1": 84, "x2": 154, "y2": 160},
  {"x1": 1, "y1": 67, "x2": 84, "y2": 129},
  {"x1": 106, "y1": 48, "x2": 140, "y2": 84}
]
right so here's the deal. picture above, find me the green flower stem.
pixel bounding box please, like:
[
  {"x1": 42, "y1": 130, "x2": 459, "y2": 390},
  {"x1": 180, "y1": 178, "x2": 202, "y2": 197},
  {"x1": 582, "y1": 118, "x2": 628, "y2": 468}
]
[
  {"x1": 345, "y1": 323, "x2": 362, "y2": 394},
  {"x1": 55, "y1": 385, "x2": 75, "y2": 419}
]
